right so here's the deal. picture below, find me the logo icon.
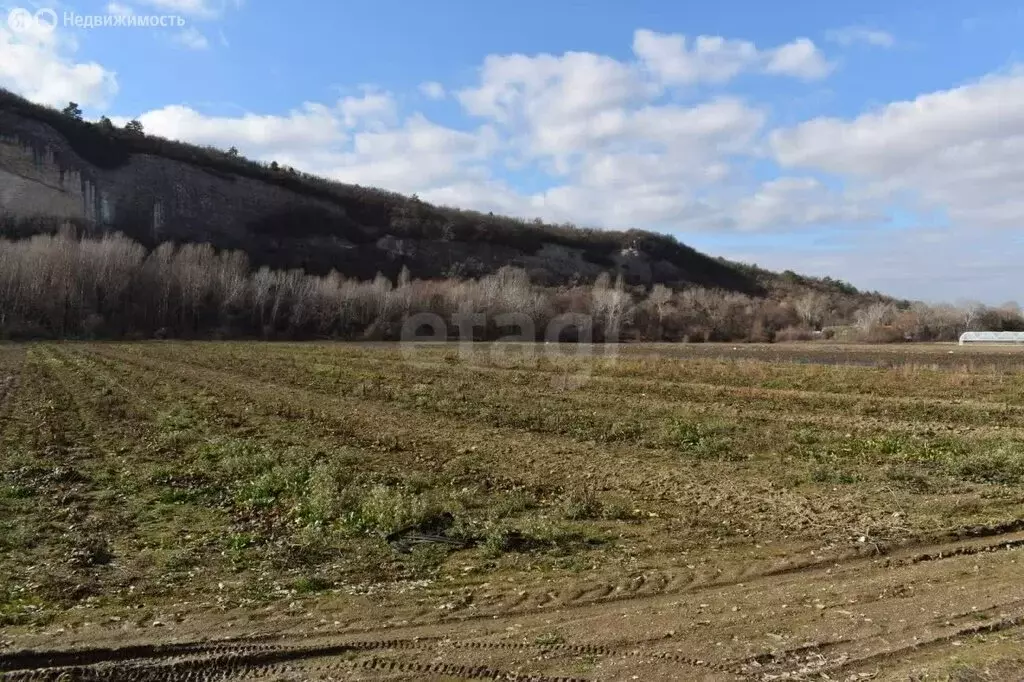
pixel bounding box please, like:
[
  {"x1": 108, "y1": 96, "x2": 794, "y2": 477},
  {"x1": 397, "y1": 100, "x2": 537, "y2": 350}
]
[
  {"x1": 34, "y1": 8, "x2": 57, "y2": 31},
  {"x1": 7, "y1": 7, "x2": 58, "y2": 33},
  {"x1": 6, "y1": 7, "x2": 33, "y2": 32}
]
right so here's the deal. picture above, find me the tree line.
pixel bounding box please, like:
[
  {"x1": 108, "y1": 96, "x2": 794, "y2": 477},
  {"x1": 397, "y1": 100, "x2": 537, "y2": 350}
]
[{"x1": 0, "y1": 228, "x2": 1019, "y2": 343}]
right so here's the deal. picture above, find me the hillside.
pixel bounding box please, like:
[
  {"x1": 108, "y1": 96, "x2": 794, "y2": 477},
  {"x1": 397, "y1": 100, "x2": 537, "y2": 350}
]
[{"x1": 0, "y1": 88, "x2": 878, "y2": 303}]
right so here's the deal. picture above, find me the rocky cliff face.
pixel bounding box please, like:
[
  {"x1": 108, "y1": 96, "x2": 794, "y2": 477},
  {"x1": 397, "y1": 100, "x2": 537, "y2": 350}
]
[
  {"x1": 0, "y1": 103, "x2": 759, "y2": 291},
  {"x1": 1, "y1": 109, "x2": 352, "y2": 258}
]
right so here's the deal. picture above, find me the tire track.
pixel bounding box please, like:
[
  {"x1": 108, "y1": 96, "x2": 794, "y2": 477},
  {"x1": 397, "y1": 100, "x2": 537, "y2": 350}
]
[
  {"x1": 813, "y1": 610, "x2": 1024, "y2": 679},
  {"x1": 727, "y1": 589, "x2": 1024, "y2": 678},
  {"x1": 0, "y1": 640, "x2": 288, "y2": 672},
  {"x1": 0, "y1": 634, "x2": 742, "y2": 681},
  {"x1": 9, "y1": 592, "x2": 1024, "y2": 682},
  {"x1": 451, "y1": 527, "x2": 1024, "y2": 626}
]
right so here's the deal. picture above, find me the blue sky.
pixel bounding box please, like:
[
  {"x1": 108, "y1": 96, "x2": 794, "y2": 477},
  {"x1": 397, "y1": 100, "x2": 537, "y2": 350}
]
[{"x1": 3, "y1": 0, "x2": 1024, "y2": 302}]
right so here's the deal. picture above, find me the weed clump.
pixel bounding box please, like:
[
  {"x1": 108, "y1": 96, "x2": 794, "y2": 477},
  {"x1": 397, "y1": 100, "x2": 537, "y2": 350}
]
[
  {"x1": 949, "y1": 447, "x2": 1024, "y2": 485},
  {"x1": 291, "y1": 575, "x2": 332, "y2": 595},
  {"x1": 480, "y1": 522, "x2": 607, "y2": 558},
  {"x1": 559, "y1": 486, "x2": 603, "y2": 520},
  {"x1": 344, "y1": 484, "x2": 448, "y2": 536},
  {"x1": 666, "y1": 419, "x2": 738, "y2": 460}
]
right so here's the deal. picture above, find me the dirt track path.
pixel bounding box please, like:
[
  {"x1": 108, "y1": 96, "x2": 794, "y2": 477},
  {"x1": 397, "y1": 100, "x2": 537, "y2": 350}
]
[{"x1": 4, "y1": 522, "x2": 1024, "y2": 681}]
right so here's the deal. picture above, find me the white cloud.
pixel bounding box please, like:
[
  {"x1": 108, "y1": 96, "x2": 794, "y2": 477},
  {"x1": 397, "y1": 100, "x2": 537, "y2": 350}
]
[
  {"x1": 339, "y1": 90, "x2": 396, "y2": 128},
  {"x1": 456, "y1": 48, "x2": 767, "y2": 186},
  {"x1": 349, "y1": 114, "x2": 492, "y2": 159},
  {"x1": 325, "y1": 115, "x2": 497, "y2": 192},
  {"x1": 115, "y1": 30, "x2": 835, "y2": 237},
  {"x1": 172, "y1": 26, "x2": 209, "y2": 50},
  {"x1": 127, "y1": 103, "x2": 344, "y2": 153},
  {"x1": 825, "y1": 26, "x2": 895, "y2": 48},
  {"x1": 632, "y1": 31, "x2": 757, "y2": 85},
  {"x1": 6, "y1": 16, "x2": 1018, "y2": 301},
  {"x1": 454, "y1": 44, "x2": 772, "y2": 229},
  {"x1": 459, "y1": 51, "x2": 649, "y2": 128},
  {"x1": 419, "y1": 81, "x2": 445, "y2": 100},
  {"x1": 0, "y1": 19, "x2": 118, "y2": 108},
  {"x1": 770, "y1": 69, "x2": 1024, "y2": 228},
  {"x1": 732, "y1": 177, "x2": 880, "y2": 231},
  {"x1": 633, "y1": 29, "x2": 832, "y2": 84},
  {"x1": 763, "y1": 38, "x2": 834, "y2": 80},
  {"x1": 119, "y1": 100, "x2": 497, "y2": 195}
]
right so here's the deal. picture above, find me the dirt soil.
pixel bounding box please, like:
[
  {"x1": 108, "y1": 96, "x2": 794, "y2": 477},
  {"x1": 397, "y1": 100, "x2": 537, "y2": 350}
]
[
  {"x1": 3, "y1": 526, "x2": 1024, "y2": 680},
  {"x1": 2, "y1": 342, "x2": 1024, "y2": 680}
]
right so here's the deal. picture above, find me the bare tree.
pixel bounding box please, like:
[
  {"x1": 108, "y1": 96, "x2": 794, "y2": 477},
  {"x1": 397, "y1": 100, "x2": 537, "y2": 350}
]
[
  {"x1": 854, "y1": 302, "x2": 894, "y2": 333},
  {"x1": 5, "y1": 228, "x2": 1005, "y2": 346},
  {"x1": 592, "y1": 273, "x2": 632, "y2": 341},
  {"x1": 794, "y1": 292, "x2": 829, "y2": 329}
]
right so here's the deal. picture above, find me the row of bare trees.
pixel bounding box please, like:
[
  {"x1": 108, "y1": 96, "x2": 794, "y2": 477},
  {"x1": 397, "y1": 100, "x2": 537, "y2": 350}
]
[
  {"x1": 849, "y1": 300, "x2": 1024, "y2": 342},
  {"x1": 0, "y1": 229, "x2": 1019, "y2": 342}
]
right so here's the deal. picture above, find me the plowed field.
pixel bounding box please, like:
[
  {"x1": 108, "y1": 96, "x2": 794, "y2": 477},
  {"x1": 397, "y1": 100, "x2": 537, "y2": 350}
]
[{"x1": 2, "y1": 342, "x2": 1023, "y2": 680}]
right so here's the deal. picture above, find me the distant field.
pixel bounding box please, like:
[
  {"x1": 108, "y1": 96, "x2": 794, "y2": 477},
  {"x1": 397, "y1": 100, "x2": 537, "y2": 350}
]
[{"x1": 2, "y1": 341, "x2": 1024, "y2": 680}]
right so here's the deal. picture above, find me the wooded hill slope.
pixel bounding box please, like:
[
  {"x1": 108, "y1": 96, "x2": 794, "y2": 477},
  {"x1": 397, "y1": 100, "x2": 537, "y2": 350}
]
[{"x1": 1, "y1": 88, "x2": 872, "y2": 304}]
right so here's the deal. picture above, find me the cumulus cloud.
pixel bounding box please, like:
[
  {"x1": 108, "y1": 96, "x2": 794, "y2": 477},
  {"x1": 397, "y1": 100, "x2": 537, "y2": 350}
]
[
  {"x1": 763, "y1": 38, "x2": 833, "y2": 80},
  {"x1": 7, "y1": 15, "x2": 1021, "y2": 300},
  {"x1": 770, "y1": 69, "x2": 1024, "y2": 228},
  {"x1": 731, "y1": 177, "x2": 881, "y2": 231},
  {"x1": 125, "y1": 102, "x2": 344, "y2": 153},
  {"x1": 455, "y1": 45, "x2": 768, "y2": 193},
  {"x1": 458, "y1": 51, "x2": 649, "y2": 127},
  {"x1": 339, "y1": 90, "x2": 397, "y2": 129},
  {"x1": 127, "y1": 32, "x2": 839, "y2": 232},
  {"x1": 0, "y1": 17, "x2": 118, "y2": 108},
  {"x1": 121, "y1": 98, "x2": 497, "y2": 195},
  {"x1": 325, "y1": 115, "x2": 498, "y2": 192},
  {"x1": 452, "y1": 43, "x2": 782, "y2": 229},
  {"x1": 633, "y1": 29, "x2": 833, "y2": 84}
]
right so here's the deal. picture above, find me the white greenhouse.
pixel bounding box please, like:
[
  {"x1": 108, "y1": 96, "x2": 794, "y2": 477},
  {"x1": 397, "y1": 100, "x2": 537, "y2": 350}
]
[{"x1": 958, "y1": 331, "x2": 1024, "y2": 345}]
